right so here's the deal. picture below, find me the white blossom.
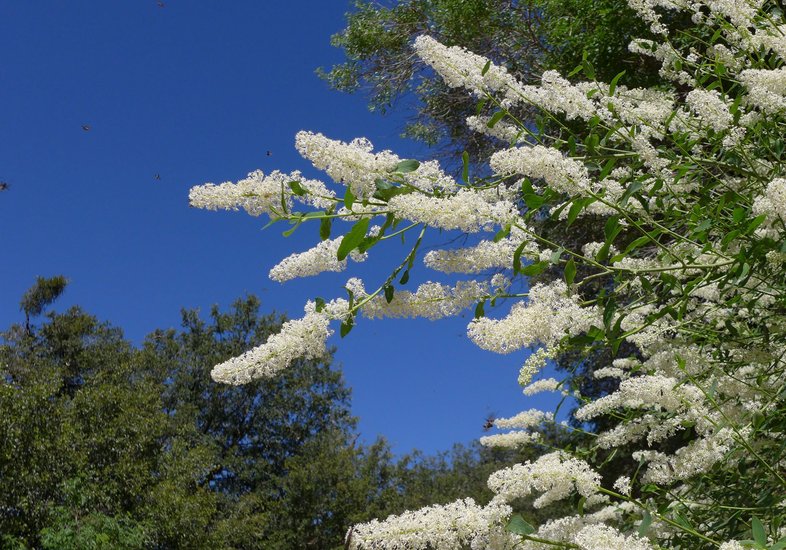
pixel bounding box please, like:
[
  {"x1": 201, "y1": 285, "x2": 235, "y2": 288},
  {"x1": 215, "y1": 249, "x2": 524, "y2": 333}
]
[
  {"x1": 269, "y1": 237, "x2": 367, "y2": 282},
  {"x1": 487, "y1": 452, "x2": 601, "y2": 508}
]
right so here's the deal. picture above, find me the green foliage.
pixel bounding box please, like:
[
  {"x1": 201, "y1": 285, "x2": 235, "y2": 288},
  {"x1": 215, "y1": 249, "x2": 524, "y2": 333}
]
[
  {"x1": 0, "y1": 286, "x2": 361, "y2": 548},
  {"x1": 4, "y1": 281, "x2": 547, "y2": 547},
  {"x1": 320, "y1": 0, "x2": 544, "y2": 159},
  {"x1": 322, "y1": 0, "x2": 670, "y2": 161}
]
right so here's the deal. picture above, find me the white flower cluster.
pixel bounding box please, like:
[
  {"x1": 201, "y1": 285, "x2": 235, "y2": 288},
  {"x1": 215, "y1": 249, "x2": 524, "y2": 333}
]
[
  {"x1": 753, "y1": 178, "x2": 786, "y2": 226},
  {"x1": 347, "y1": 498, "x2": 515, "y2": 550},
  {"x1": 269, "y1": 237, "x2": 367, "y2": 282},
  {"x1": 347, "y1": 278, "x2": 487, "y2": 320},
  {"x1": 479, "y1": 408, "x2": 553, "y2": 449},
  {"x1": 739, "y1": 68, "x2": 786, "y2": 113},
  {"x1": 413, "y1": 35, "x2": 524, "y2": 107},
  {"x1": 468, "y1": 281, "x2": 598, "y2": 353},
  {"x1": 295, "y1": 131, "x2": 400, "y2": 198},
  {"x1": 423, "y1": 227, "x2": 537, "y2": 274},
  {"x1": 685, "y1": 89, "x2": 733, "y2": 131},
  {"x1": 210, "y1": 300, "x2": 345, "y2": 384},
  {"x1": 487, "y1": 452, "x2": 601, "y2": 508},
  {"x1": 490, "y1": 145, "x2": 591, "y2": 196},
  {"x1": 388, "y1": 188, "x2": 518, "y2": 233},
  {"x1": 189, "y1": 170, "x2": 294, "y2": 216},
  {"x1": 572, "y1": 524, "x2": 654, "y2": 550}
]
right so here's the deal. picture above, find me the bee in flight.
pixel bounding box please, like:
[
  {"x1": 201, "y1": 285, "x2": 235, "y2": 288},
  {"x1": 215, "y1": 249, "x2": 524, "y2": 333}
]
[
  {"x1": 0, "y1": 182, "x2": 9, "y2": 192},
  {"x1": 482, "y1": 414, "x2": 496, "y2": 432},
  {"x1": 81, "y1": 125, "x2": 91, "y2": 131}
]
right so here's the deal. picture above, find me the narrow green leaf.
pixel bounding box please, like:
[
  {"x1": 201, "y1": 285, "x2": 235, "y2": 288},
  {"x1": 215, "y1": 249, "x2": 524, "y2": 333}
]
[
  {"x1": 320, "y1": 216, "x2": 331, "y2": 241},
  {"x1": 493, "y1": 225, "x2": 511, "y2": 242},
  {"x1": 462, "y1": 151, "x2": 470, "y2": 183},
  {"x1": 745, "y1": 214, "x2": 767, "y2": 235},
  {"x1": 337, "y1": 218, "x2": 370, "y2": 261},
  {"x1": 608, "y1": 70, "x2": 626, "y2": 96},
  {"x1": 399, "y1": 270, "x2": 410, "y2": 285},
  {"x1": 481, "y1": 59, "x2": 491, "y2": 76},
  {"x1": 344, "y1": 187, "x2": 356, "y2": 210},
  {"x1": 282, "y1": 217, "x2": 303, "y2": 237},
  {"x1": 487, "y1": 110, "x2": 506, "y2": 128},
  {"x1": 599, "y1": 157, "x2": 618, "y2": 180},
  {"x1": 564, "y1": 258, "x2": 577, "y2": 286},
  {"x1": 340, "y1": 317, "x2": 354, "y2": 338},
  {"x1": 384, "y1": 285, "x2": 395, "y2": 304},
  {"x1": 752, "y1": 517, "x2": 766, "y2": 547},
  {"x1": 513, "y1": 242, "x2": 528, "y2": 273},
  {"x1": 566, "y1": 200, "x2": 585, "y2": 227},
  {"x1": 474, "y1": 300, "x2": 485, "y2": 319},
  {"x1": 288, "y1": 180, "x2": 307, "y2": 196}
]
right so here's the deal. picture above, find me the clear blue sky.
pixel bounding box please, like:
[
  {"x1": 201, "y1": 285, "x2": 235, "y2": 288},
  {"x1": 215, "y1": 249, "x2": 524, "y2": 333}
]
[{"x1": 0, "y1": 1, "x2": 560, "y2": 455}]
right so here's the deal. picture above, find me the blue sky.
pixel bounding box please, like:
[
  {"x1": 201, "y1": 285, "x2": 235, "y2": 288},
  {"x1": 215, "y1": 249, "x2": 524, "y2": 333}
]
[{"x1": 0, "y1": 1, "x2": 561, "y2": 455}]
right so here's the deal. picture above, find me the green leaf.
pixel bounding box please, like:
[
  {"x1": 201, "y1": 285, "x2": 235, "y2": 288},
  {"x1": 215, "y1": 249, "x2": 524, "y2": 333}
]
[
  {"x1": 340, "y1": 317, "x2": 354, "y2": 338},
  {"x1": 493, "y1": 225, "x2": 511, "y2": 242},
  {"x1": 608, "y1": 70, "x2": 626, "y2": 96},
  {"x1": 566, "y1": 199, "x2": 586, "y2": 227},
  {"x1": 620, "y1": 180, "x2": 643, "y2": 205},
  {"x1": 319, "y1": 216, "x2": 331, "y2": 241},
  {"x1": 481, "y1": 59, "x2": 491, "y2": 76},
  {"x1": 394, "y1": 159, "x2": 420, "y2": 173},
  {"x1": 282, "y1": 215, "x2": 304, "y2": 237},
  {"x1": 384, "y1": 285, "x2": 395, "y2": 304},
  {"x1": 744, "y1": 214, "x2": 767, "y2": 235},
  {"x1": 399, "y1": 270, "x2": 410, "y2": 285},
  {"x1": 752, "y1": 517, "x2": 766, "y2": 547},
  {"x1": 487, "y1": 110, "x2": 506, "y2": 128},
  {"x1": 638, "y1": 511, "x2": 652, "y2": 536},
  {"x1": 524, "y1": 193, "x2": 545, "y2": 209},
  {"x1": 462, "y1": 151, "x2": 470, "y2": 183},
  {"x1": 314, "y1": 297, "x2": 326, "y2": 313},
  {"x1": 506, "y1": 514, "x2": 535, "y2": 536},
  {"x1": 474, "y1": 300, "x2": 485, "y2": 319},
  {"x1": 337, "y1": 218, "x2": 370, "y2": 261},
  {"x1": 288, "y1": 180, "x2": 307, "y2": 196},
  {"x1": 582, "y1": 51, "x2": 596, "y2": 80},
  {"x1": 344, "y1": 187, "x2": 356, "y2": 210},
  {"x1": 513, "y1": 242, "x2": 528, "y2": 273},
  {"x1": 564, "y1": 258, "x2": 576, "y2": 286},
  {"x1": 599, "y1": 157, "x2": 618, "y2": 180},
  {"x1": 520, "y1": 261, "x2": 548, "y2": 276}
]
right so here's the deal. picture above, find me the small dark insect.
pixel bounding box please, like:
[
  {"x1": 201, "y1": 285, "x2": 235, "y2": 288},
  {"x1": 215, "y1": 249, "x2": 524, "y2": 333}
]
[
  {"x1": 266, "y1": 150, "x2": 272, "y2": 156},
  {"x1": 154, "y1": 174, "x2": 161, "y2": 180},
  {"x1": 482, "y1": 414, "x2": 496, "y2": 432},
  {"x1": 157, "y1": 1, "x2": 164, "y2": 7},
  {"x1": 0, "y1": 182, "x2": 9, "y2": 191},
  {"x1": 81, "y1": 125, "x2": 91, "y2": 131}
]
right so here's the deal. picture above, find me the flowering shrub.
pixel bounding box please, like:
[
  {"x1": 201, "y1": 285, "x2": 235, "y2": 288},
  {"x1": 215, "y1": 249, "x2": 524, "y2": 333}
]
[{"x1": 190, "y1": 0, "x2": 786, "y2": 547}]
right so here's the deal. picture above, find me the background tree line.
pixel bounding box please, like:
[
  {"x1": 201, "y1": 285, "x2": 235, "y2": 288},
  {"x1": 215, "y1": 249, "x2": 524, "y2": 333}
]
[{"x1": 1, "y1": 277, "x2": 555, "y2": 549}]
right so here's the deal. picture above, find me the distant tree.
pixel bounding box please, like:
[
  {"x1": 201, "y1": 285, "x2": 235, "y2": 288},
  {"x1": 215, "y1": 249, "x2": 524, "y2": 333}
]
[{"x1": 320, "y1": 0, "x2": 657, "y2": 161}]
